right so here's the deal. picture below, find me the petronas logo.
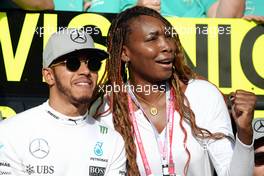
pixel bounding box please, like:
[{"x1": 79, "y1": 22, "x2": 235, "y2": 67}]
[
  {"x1": 99, "y1": 125, "x2": 108, "y2": 134},
  {"x1": 94, "y1": 142, "x2": 103, "y2": 156}
]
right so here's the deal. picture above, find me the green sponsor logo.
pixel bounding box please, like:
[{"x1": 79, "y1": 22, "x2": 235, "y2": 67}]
[{"x1": 99, "y1": 125, "x2": 108, "y2": 134}]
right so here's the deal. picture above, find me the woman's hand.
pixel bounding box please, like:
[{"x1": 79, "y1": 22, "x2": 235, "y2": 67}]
[{"x1": 230, "y1": 90, "x2": 257, "y2": 145}]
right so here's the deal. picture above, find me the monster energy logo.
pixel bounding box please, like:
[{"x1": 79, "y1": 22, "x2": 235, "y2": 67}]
[{"x1": 99, "y1": 125, "x2": 108, "y2": 134}]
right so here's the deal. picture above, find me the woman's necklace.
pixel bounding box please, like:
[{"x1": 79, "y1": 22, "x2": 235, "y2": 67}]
[{"x1": 134, "y1": 92, "x2": 163, "y2": 116}]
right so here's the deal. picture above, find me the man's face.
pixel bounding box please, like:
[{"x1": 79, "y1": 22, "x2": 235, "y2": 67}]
[
  {"x1": 49, "y1": 52, "x2": 99, "y2": 105},
  {"x1": 254, "y1": 145, "x2": 264, "y2": 176}
]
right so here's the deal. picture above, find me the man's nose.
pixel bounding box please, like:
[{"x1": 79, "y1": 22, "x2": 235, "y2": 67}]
[{"x1": 78, "y1": 60, "x2": 90, "y2": 74}]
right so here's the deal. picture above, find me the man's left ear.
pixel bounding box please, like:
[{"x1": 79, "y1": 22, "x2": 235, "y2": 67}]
[{"x1": 42, "y1": 68, "x2": 55, "y2": 86}]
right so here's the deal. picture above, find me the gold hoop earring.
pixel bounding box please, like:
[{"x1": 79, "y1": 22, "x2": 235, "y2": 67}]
[
  {"x1": 125, "y1": 62, "x2": 128, "y2": 69},
  {"x1": 125, "y1": 61, "x2": 129, "y2": 79},
  {"x1": 172, "y1": 65, "x2": 176, "y2": 71}
]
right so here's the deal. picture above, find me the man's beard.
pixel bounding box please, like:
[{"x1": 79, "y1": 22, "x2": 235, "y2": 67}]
[{"x1": 54, "y1": 75, "x2": 92, "y2": 105}]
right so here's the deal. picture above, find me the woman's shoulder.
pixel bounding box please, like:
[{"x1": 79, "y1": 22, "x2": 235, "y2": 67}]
[
  {"x1": 185, "y1": 79, "x2": 225, "y2": 105},
  {"x1": 187, "y1": 79, "x2": 221, "y2": 94}
]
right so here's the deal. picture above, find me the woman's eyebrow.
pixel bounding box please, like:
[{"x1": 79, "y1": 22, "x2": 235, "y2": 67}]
[{"x1": 147, "y1": 30, "x2": 159, "y2": 36}]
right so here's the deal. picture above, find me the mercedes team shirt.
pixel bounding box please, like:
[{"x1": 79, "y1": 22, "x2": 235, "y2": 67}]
[{"x1": 0, "y1": 101, "x2": 126, "y2": 176}]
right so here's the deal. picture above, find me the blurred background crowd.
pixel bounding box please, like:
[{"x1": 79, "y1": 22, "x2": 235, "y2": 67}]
[{"x1": 0, "y1": 0, "x2": 263, "y2": 17}]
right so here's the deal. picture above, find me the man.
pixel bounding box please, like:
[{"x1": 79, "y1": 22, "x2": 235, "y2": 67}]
[{"x1": 0, "y1": 28, "x2": 126, "y2": 176}]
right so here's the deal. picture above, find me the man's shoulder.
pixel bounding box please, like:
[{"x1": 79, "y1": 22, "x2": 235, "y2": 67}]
[{"x1": 0, "y1": 104, "x2": 44, "y2": 130}]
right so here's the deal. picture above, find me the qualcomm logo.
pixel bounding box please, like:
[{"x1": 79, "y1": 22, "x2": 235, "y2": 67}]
[
  {"x1": 94, "y1": 142, "x2": 103, "y2": 156},
  {"x1": 29, "y1": 138, "x2": 50, "y2": 159}
]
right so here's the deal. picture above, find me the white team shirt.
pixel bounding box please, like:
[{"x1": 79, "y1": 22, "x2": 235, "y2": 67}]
[
  {"x1": 94, "y1": 79, "x2": 254, "y2": 176},
  {"x1": 0, "y1": 101, "x2": 126, "y2": 176}
]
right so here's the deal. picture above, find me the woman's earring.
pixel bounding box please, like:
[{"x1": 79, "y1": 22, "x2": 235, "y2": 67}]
[
  {"x1": 172, "y1": 65, "x2": 176, "y2": 71},
  {"x1": 121, "y1": 61, "x2": 129, "y2": 82},
  {"x1": 125, "y1": 61, "x2": 129, "y2": 79}
]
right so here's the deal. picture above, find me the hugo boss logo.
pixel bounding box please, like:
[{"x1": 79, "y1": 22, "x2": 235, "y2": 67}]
[
  {"x1": 89, "y1": 166, "x2": 106, "y2": 176},
  {"x1": 29, "y1": 138, "x2": 50, "y2": 159},
  {"x1": 70, "y1": 29, "x2": 87, "y2": 44}
]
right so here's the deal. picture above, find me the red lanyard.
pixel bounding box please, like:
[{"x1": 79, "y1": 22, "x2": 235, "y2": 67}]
[{"x1": 127, "y1": 88, "x2": 175, "y2": 175}]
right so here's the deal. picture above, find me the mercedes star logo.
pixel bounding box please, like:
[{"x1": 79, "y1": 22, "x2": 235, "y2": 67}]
[
  {"x1": 29, "y1": 138, "x2": 50, "y2": 159},
  {"x1": 254, "y1": 120, "x2": 264, "y2": 133},
  {"x1": 70, "y1": 29, "x2": 87, "y2": 44}
]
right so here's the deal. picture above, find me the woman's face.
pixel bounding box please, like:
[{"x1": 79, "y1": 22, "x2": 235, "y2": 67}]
[{"x1": 123, "y1": 15, "x2": 176, "y2": 84}]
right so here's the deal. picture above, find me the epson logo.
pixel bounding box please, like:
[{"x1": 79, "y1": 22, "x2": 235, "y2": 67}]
[{"x1": 89, "y1": 166, "x2": 106, "y2": 176}]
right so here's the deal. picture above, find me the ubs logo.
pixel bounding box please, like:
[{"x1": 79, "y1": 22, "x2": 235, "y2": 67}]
[
  {"x1": 26, "y1": 165, "x2": 54, "y2": 175},
  {"x1": 70, "y1": 29, "x2": 87, "y2": 44},
  {"x1": 29, "y1": 138, "x2": 50, "y2": 159},
  {"x1": 254, "y1": 120, "x2": 264, "y2": 133}
]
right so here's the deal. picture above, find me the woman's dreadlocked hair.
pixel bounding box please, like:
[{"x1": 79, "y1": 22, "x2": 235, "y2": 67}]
[{"x1": 90, "y1": 6, "x2": 226, "y2": 176}]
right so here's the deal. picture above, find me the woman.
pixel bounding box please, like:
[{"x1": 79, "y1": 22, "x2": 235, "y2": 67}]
[{"x1": 90, "y1": 6, "x2": 256, "y2": 176}]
